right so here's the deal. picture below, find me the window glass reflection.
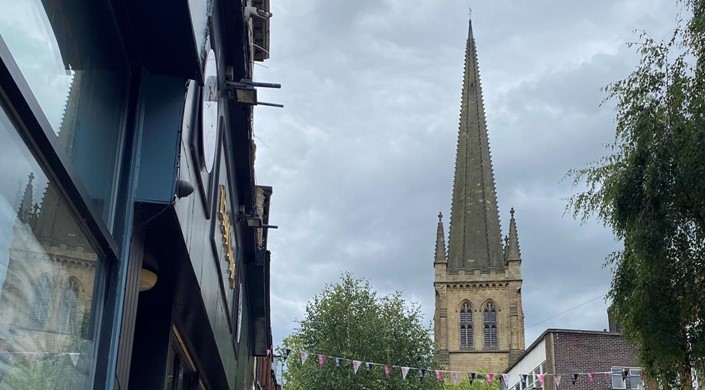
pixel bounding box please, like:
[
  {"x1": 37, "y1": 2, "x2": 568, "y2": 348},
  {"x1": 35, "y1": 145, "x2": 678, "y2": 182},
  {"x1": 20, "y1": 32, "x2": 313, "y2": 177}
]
[
  {"x1": 0, "y1": 0, "x2": 128, "y2": 228},
  {"x1": 0, "y1": 105, "x2": 99, "y2": 389}
]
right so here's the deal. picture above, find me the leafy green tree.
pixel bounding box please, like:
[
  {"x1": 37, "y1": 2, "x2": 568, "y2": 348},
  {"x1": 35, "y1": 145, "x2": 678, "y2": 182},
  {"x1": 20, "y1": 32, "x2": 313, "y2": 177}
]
[
  {"x1": 568, "y1": 2, "x2": 705, "y2": 388},
  {"x1": 281, "y1": 273, "x2": 441, "y2": 390},
  {"x1": 442, "y1": 375, "x2": 500, "y2": 390}
]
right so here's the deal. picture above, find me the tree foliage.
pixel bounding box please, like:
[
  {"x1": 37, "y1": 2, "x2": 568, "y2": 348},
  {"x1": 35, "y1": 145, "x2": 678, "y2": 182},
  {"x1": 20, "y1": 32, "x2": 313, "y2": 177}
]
[
  {"x1": 568, "y1": 2, "x2": 705, "y2": 388},
  {"x1": 281, "y1": 274, "x2": 441, "y2": 390},
  {"x1": 442, "y1": 376, "x2": 500, "y2": 390}
]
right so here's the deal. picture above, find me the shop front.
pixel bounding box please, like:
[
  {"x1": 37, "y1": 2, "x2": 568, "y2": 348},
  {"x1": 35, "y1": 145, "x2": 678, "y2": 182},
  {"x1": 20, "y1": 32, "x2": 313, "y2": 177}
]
[{"x1": 0, "y1": 0, "x2": 273, "y2": 388}]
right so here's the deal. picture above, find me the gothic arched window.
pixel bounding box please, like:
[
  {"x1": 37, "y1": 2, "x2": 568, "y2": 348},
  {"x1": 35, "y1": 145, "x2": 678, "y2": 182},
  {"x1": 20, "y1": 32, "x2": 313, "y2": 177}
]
[
  {"x1": 483, "y1": 302, "x2": 497, "y2": 348},
  {"x1": 31, "y1": 274, "x2": 51, "y2": 328},
  {"x1": 460, "y1": 302, "x2": 473, "y2": 348},
  {"x1": 60, "y1": 277, "x2": 80, "y2": 332}
]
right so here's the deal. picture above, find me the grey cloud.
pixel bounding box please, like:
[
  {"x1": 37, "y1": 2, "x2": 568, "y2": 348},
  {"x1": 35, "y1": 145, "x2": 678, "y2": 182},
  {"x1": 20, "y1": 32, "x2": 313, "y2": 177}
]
[{"x1": 254, "y1": 0, "x2": 680, "y2": 349}]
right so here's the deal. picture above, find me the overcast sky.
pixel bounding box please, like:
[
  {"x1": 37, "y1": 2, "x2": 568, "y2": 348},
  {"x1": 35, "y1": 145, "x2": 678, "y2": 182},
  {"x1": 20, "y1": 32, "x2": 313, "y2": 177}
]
[{"x1": 253, "y1": 0, "x2": 683, "y2": 353}]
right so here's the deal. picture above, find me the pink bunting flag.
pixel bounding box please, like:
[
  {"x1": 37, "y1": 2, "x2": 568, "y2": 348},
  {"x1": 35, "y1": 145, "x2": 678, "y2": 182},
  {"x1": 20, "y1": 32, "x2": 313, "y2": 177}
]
[
  {"x1": 435, "y1": 370, "x2": 444, "y2": 382},
  {"x1": 68, "y1": 353, "x2": 80, "y2": 367},
  {"x1": 385, "y1": 365, "x2": 392, "y2": 378},
  {"x1": 401, "y1": 367, "x2": 410, "y2": 380},
  {"x1": 555, "y1": 374, "x2": 562, "y2": 387},
  {"x1": 588, "y1": 372, "x2": 595, "y2": 383},
  {"x1": 318, "y1": 354, "x2": 327, "y2": 368},
  {"x1": 538, "y1": 373, "x2": 545, "y2": 385},
  {"x1": 502, "y1": 373, "x2": 510, "y2": 384},
  {"x1": 451, "y1": 372, "x2": 460, "y2": 384},
  {"x1": 487, "y1": 373, "x2": 494, "y2": 384},
  {"x1": 300, "y1": 351, "x2": 308, "y2": 365},
  {"x1": 353, "y1": 360, "x2": 361, "y2": 374}
]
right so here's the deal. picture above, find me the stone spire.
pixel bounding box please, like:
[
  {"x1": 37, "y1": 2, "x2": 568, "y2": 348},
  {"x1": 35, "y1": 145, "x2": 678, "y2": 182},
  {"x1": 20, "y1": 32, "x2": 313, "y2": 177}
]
[
  {"x1": 505, "y1": 208, "x2": 521, "y2": 262},
  {"x1": 434, "y1": 212, "x2": 447, "y2": 263},
  {"x1": 447, "y1": 18, "x2": 504, "y2": 272},
  {"x1": 17, "y1": 172, "x2": 37, "y2": 226}
]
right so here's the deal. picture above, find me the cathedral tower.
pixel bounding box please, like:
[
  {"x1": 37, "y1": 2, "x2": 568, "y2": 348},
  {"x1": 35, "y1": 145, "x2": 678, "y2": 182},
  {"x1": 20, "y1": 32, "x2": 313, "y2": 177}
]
[{"x1": 433, "y1": 17, "x2": 525, "y2": 373}]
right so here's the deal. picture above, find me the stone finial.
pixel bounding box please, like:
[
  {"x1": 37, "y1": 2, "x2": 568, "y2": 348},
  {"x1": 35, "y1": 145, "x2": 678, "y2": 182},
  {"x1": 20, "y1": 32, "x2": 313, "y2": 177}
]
[
  {"x1": 435, "y1": 212, "x2": 447, "y2": 263},
  {"x1": 506, "y1": 207, "x2": 521, "y2": 262}
]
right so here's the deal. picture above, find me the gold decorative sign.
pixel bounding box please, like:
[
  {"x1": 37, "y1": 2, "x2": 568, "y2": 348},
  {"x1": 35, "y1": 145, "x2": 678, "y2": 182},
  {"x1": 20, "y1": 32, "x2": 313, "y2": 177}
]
[{"x1": 218, "y1": 185, "x2": 236, "y2": 288}]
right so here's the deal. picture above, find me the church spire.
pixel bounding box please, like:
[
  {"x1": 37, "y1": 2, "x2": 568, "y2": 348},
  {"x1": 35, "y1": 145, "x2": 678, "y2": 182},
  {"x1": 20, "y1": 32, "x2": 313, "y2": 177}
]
[
  {"x1": 447, "y1": 17, "x2": 504, "y2": 272},
  {"x1": 505, "y1": 208, "x2": 521, "y2": 262},
  {"x1": 435, "y1": 212, "x2": 447, "y2": 263}
]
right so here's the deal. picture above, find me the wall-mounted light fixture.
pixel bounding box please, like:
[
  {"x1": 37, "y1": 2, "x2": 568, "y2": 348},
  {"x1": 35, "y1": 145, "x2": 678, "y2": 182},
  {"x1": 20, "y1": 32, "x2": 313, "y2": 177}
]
[
  {"x1": 225, "y1": 79, "x2": 283, "y2": 108},
  {"x1": 139, "y1": 268, "x2": 158, "y2": 292},
  {"x1": 176, "y1": 179, "x2": 195, "y2": 199},
  {"x1": 237, "y1": 212, "x2": 278, "y2": 229}
]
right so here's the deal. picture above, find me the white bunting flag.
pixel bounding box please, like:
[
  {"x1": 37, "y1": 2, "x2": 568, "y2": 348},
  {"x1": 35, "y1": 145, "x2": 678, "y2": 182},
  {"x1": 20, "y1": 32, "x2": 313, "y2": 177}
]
[
  {"x1": 555, "y1": 374, "x2": 562, "y2": 387},
  {"x1": 68, "y1": 353, "x2": 79, "y2": 367},
  {"x1": 402, "y1": 367, "x2": 410, "y2": 380},
  {"x1": 502, "y1": 373, "x2": 510, "y2": 384},
  {"x1": 353, "y1": 360, "x2": 361, "y2": 373},
  {"x1": 451, "y1": 372, "x2": 460, "y2": 384},
  {"x1": 300, "y1": 351, "x2": 308, "y2": 365}
]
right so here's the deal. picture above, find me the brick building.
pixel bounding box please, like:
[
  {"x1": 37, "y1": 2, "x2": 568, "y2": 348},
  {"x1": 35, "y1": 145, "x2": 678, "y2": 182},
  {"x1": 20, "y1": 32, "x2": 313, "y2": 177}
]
[{"x1": 504, "y1": 329, "x2": 644, "y2": 390}]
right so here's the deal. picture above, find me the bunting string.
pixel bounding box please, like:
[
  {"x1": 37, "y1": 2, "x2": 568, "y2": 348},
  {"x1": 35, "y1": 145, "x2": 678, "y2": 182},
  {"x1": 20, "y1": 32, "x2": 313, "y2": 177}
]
[
  {"x1": 0, "y1": 351, "x2": 82, "y2": 367},
  {"x1": 284, "y1": 349, "x2": 641, "y2": 385}
]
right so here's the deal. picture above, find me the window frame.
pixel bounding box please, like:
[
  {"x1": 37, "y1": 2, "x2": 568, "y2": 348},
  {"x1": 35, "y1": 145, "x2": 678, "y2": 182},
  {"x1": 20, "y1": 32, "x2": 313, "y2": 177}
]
[
  {"x1": 483, "y1": 301, "x2": 498, "y2": 349},
  {"x1": 0, "y1": 33, "x2": 121, "y2": 387},
  {"x1": 459, "y1": 301, "x2": 473, "y2": 349}
]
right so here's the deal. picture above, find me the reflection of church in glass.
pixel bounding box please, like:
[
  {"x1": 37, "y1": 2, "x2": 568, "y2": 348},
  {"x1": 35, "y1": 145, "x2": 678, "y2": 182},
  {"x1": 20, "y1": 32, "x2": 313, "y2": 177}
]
[{"x1": 0, "y1": 158, "x2": 97, "y2": 356}]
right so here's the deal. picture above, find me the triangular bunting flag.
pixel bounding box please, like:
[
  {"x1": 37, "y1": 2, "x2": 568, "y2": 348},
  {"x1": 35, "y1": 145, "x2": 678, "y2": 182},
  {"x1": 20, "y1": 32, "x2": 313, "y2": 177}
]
[
  {"x1": 385, "y1": 365, "x2": 392, "y2": 378},
  {"x1": 353, "y1": 360, "x2": 361, "y2": 374},
  {"x1": 487, "y1": 373, "x2": 494, "y2": 385},
  {"x1": 68, "y1": 353, "x2": 79, "y2": 367},
  {"x1": 365, "y1": 362, "x2": 373, "y2": 372},
  {"x1": 451, "y1": 372, "x2": 460, "y2": 384},
  {"x1": 267, "y1": 348, "x2": 271, "y2": 357},
  {"x1": 284, "y1": 348, "x2": 291, "y2": 359},
  {"x1": 538, "y1": 373, "x2": 545, "y2": 385},
  {"x1": 588, "y1": 372, "x2": 595, "y2": 383},
  {"x1": 435, "y1": 370, "x2": 444, "y2": 382},
  {"x1": 521, "y1": 374, "x2": 528, "y2": 385},
  {"x1": 402, "y1": 367, "x2": 410, "y2": 380},
  {"x1": 622, "y1": 369, "x2": 629, "y2": 381},
  {"x1": 572, "y1": 373, "x2": 579, "y2": 385},
  {"x1": 469, "y1": 372, "x2": 476, "y2": 383},
  {"x1": 419, "y1": 369, "x2": 426, "y2": 380},
  {"x1": 318, "y1": 355, "x2": 327, "y2": 368},
  {"x1": 26, "y1": 352, "x2": 37, "y2": 363},
  {"x1": 300, "y1": 351, "x2": 308, "y2": 365},
  {"x1": 555, "y1": 374, "x2": 562, "y2": 387},
  {"x1": 502, "y1": 373, "x2": 509, "y2": 384},
  {"x1": 335, "y1": 358, "x2": 342, "y2": 368}
]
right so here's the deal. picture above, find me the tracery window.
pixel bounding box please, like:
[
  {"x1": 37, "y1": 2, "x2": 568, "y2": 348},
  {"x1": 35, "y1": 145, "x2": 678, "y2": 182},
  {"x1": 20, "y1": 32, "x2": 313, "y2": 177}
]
[
  {"x1": 483, "y1": 302, "x2": 497, "y2": 348},
  {"x1": 31, "y1": 274, "x2": 51, "y2": 327},
  {"x1": 60, "y1": 278, "x2": 80, "y2": 332},
  {"x1": 459, "y1": 301, "x2": 473, "y2": 348}
]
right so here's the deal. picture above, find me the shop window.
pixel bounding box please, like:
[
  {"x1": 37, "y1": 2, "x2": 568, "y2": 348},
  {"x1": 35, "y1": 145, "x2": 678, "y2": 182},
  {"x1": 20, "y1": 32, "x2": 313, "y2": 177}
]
[
  {"x1": 0, "y1": 104, "x2": 100, "y2": 389},
  {"x1": 0, "y1": 0, "x2": 129, "y2": 228}
]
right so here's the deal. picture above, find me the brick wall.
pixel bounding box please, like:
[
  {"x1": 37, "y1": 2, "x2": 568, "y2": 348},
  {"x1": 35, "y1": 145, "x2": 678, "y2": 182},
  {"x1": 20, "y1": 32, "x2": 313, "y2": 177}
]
[{"x1": 551, "y1": 331, "x2": 640, "y2": 390}]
